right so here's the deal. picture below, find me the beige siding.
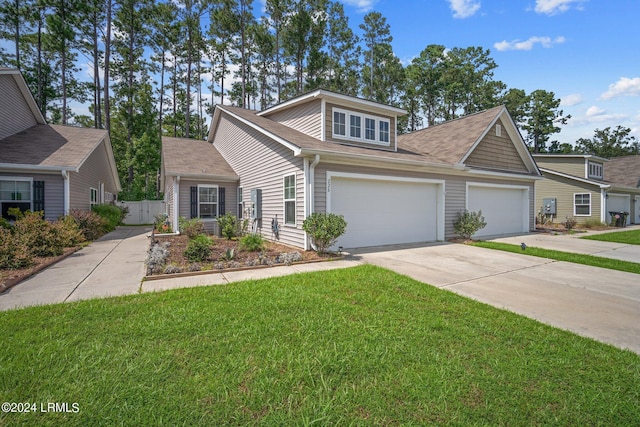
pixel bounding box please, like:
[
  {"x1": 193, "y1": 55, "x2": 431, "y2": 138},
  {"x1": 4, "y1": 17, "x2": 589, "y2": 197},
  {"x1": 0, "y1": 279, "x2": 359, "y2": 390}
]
[
  {"x1": 465, "y1": 119, "x2": 528, "y2": 172},
  {"x1": 0, "y1": 75, "x2": 38, "y2": 139},
  {"x1": 213, "y1": 114, "x2": 305, "y2": 248},
  {"x1": 325, "y1": 102, "x2": 397, "y2": 151},
  {"x1": 0, "y1": 171, "x2": 64, "y2": 220},
  {"x1": 535, "y1": 175, "x2": 602, "y2": 223},
  {"x1": 164, "y1": 177, "x2": 174, "y2": 221},
  {"x1": 535, "y1": 157, "x2": 586, "y2": 178},
  {"x1": 69, "y1": 140, "x2": 119, "y2": 211},
  {"x1": 313, "y1": 163, "x2": 535, "y2": 239},
  {"x1": 262, "y1": 99, "x2": 322, "y2": 139},
  {"x1": 177, "y1": 179, "x2": 238, "y2": 234}
]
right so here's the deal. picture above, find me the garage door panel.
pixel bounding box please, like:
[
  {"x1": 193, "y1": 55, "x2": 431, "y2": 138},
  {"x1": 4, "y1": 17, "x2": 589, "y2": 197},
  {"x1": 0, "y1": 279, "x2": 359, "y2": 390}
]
[
  {"x1": 606, "y1": 195, "x2": 630, "y2": 225},
  {"x1": 330, "y1": 177, "x2": 438, "y2": 248},
  {"x1": 468, "y1": 186, "x2": 527, "y2": 237}
]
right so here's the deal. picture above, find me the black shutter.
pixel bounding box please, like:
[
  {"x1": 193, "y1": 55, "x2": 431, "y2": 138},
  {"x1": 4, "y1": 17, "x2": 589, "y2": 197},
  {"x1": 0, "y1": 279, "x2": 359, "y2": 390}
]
[
  {"x1": 190, "y1": 186, "x2": 197, "y2": 218},
  {"x1": 33, "y1": 181, "x2": 45, "y2": 214},
  {"x1": 218, "y1": 187, "x2": 225, "y2": 217}
]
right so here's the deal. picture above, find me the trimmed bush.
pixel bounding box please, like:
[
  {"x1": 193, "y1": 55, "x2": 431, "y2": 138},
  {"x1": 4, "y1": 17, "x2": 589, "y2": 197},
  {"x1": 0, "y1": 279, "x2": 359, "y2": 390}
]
[
  {"x1": 0, "y1": 227, "x2": 33, "y2": 269},
  {"x1": 239, "y1": 233, "x2": 265, "y2": 252},
  {"x1": 453, "y1": 210, "x2": 487, "y2": 240},
  {"x1": 52, "y1": 216, "x2": 86, "y2": 247},
  {"x1": 302, "y1": 212, "x2": 347, "y2": 253},
  {"x1": 13, "y1": 211, "x2": 64, "y2": 257},
  {"x1": 69, "y1": 209, "x2": 108, "y2": 241},
  {"x1": 184, "y1": 234, "x2": 214, "y2": 262},
  {"x1": 179, "y1": 217, "x2": 204, "y2": 239},
  {"x1": 92, "y1": 204, "x2": 127, "y2": 232},
  {"x1": 217, "y1": 213, "x2": 238, "y2": 240}
]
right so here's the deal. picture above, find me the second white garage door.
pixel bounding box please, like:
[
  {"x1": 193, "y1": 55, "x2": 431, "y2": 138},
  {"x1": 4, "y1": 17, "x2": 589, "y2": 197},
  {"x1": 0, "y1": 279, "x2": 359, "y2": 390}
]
[
  {"x1": 606, "y1": 194, "x2": 631, "y2": 225},
  {"x1": 467, "y1": 184, "x2": 529, "y2": 238},
  {"x1": 328, "y1": 173, "x2": 443, "y2": 248}
]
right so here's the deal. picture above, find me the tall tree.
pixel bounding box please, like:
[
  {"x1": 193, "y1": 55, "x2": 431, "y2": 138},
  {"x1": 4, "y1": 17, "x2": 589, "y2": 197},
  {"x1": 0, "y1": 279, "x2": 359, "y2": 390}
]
[
  {"x1": 264, "y1": 0, "x2": 291, "y2": 103},
  {"x1": 103, "y1": 0, "x2": 112, "y2": 132},
  {"x1": 409, "y1": 44, "x2": 445, "y2": 126},
  {"x1": 521, "y1": 89, "x2": 570, "y2": 153},
  {"x1": 324, "y1": 1, "x2": 359, "y2": 96},
  {"x1": 575, "y1": 126, "x2": 639, "y2": 158}
]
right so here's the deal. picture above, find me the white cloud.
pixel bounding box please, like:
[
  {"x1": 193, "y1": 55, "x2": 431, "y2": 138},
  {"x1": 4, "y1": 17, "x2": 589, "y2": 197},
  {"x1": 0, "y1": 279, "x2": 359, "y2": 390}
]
[
  {"x1": 493, "y1": 36, "x2": 565, "y2": 51},
  {"x1": 534, "y1": 0, "x2": 586, "y2": 15},
  {"x1": 586, "y1": 106, "x2": 605, "y2": 117},
  {"x1": 600, "y1": 77, "x2": 640, "y2": 100},
  {"x1": 561, "y1": 93, "x2": 583, "y2": 106},
  {"x1": 340, "y1": 0, "x2": 377, "y2": 12},
  {"x1": 447, "y1": 0, "x2": 481, "y2": 19}
]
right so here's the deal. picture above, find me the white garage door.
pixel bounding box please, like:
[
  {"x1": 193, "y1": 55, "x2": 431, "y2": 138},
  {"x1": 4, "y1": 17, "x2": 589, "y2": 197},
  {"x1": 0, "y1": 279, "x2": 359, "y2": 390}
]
[
  {"x1": 607, "y1": 194, "x2": 631, "y2": 225},
  {"x1": 467, "y1": 184, "x2": 529, "y2": 238},
  {"x1": 329, "y1": 174, "x2": 441, "y2": 248}
]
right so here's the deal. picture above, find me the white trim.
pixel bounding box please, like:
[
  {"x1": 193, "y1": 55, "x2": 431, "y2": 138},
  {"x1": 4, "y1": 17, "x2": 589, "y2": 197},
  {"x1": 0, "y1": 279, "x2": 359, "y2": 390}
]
[
  {"x1": 0, "y1": 176, "x2": 34, "y2": 212},
  {"x1": 197, "y1": 183, "x2": 219, "y2": 219},
  {"x1": 539, "y1": 168, "x2": 611, "y2": 189},
  {"x1": 600, "y1": 188, "x2": 607, "y2": 223},
  {"x1": 331, "y1": 107, "x2": 391, "y2": 147},
  {"x1": 90, "y1": 187, "x2": 98, "y2": 208},
  {"x1": 573, "y1": 192, "x2": 591, "y2": 217},
  {"x1": 587, "y1": 161, "x2": 603, "y2": 179},
  {"x1": 320, "y1": 99, "x2": 326, "y2": 141},
  {"x1": 326, "y1": 171, "x2": 446, "y2": 241},
  {"x1": 0, "y1": 163, "x2": 77, "y2": 172},
  {"x1": 283, "y1": 173, "x2": 296, "y2": 226},
  {"x1": 62, "y1": 171, "x2": 70, "y2": 215},
  {"x1": 468, "y1": 168, "x2": 545, "y2": 180},
  {"x1": 173, "y1": 176, "x2": 180, "y2": 233},
  {"x1": 466, "y1": 182, "x2": 530, "y2": 234}
]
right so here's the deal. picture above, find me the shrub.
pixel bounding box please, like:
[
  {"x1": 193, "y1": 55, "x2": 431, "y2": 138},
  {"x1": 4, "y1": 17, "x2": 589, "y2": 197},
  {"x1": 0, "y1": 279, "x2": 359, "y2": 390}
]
[
  {"x1": 154, "y1": 213, "x2": 172, "y2": 233},
  {"x1": 302, "y1": 212, "x2": 347, "y2": 253},
  {"x1": 92, "y1": 204, "x2": 126, "y2": 232},
  {"x1": 0, "y1": 227, "x2": 33, "y2": 269},
  {"x1": 52, "y1": 216, "x2": 86, "y2": 247},
  {"x1": 582, "y1": 218, "x2": 607, "y2": 229},
  {"x1": 69, "y1": 209, "x2": 108, "y2": 241},
  {"x1": 217, "y1": 213, "x2": 238, "y2": 239},
  {"x1": 13, "y1": 211, "x2": 64, "y2": 257},
  {"x1": 239, "y1": 233, "x2": 265, "y2": 252},
  {"x1": 562, "y1": 216, "x2": 577, "y2": 231},
  {"x1": 453, "y1": 210, "x2": 487, "y2": 240},
  {"x1": 179, "y1": 217, "x2": 204, "y2": 239},
  {"x1": 184, "y1": 234, "x2": 214, "y2": 262},
  {"x1": 0, "y1": 217, "x2": 12, "y2": 230}
]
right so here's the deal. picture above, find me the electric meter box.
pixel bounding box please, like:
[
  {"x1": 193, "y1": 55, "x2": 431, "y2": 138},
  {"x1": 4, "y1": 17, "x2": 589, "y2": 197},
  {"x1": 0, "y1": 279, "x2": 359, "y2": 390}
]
[
  {"x1": 250, "y1": 189, "x2": 262, "y2": 219},
  {"x1": 543, "y1": 198, "x2": 557, "y2": 215}
]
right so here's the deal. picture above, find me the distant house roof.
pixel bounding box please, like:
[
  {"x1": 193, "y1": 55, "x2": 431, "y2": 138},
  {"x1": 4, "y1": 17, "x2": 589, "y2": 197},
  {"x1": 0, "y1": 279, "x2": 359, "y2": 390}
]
[
  {"x1": 604, "y1": 155, "x2": 640, "y2": 188},
  {"x1": 162, "y1": 136, "x2": 238, "y2": 181},
  {"x1": 533, "y1": 153, "x2": 610, "y2": 163},
  {"x1": 538, "y1": 167, "x2": 611, "y2": 189},
  {"x1": 0, "y1": 124, "x2": 118, "y2": 179}
]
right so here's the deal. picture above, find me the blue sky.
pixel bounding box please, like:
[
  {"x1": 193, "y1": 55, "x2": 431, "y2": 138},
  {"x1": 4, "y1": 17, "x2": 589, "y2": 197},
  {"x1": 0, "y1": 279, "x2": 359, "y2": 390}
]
[{"x1": 336, "y1": 0, "x2": 640, "y2": 146}]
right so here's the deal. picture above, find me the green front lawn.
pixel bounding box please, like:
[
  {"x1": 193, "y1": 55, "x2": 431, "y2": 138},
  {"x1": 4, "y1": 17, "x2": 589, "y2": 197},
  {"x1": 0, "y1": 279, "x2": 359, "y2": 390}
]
[
  {"x1": 473, "y1": 241, "x2": 640, "y2": 274},
  {"x1": 582, "y1": 228, "x2": 640, "y2": 245},
  {"x1": 1, "y1": 265, "x2": 638, "y2": 426}
]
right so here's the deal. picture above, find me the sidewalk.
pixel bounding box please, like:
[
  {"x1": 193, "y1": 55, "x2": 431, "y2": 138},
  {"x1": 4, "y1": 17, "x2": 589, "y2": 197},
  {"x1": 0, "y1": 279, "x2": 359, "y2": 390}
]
[{"x1": 0, "y1": 226, "x2": 151, "y2": 311}]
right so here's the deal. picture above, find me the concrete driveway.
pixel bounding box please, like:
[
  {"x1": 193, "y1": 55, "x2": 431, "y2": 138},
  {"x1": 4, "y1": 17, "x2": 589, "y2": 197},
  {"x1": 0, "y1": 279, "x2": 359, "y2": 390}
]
[{"x1": 351, "y1": 230, "x2": 640, "y2": 354}]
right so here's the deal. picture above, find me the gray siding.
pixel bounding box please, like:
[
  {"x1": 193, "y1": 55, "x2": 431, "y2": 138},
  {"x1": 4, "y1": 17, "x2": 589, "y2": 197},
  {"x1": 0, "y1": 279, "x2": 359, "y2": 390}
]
[
  {"x1": 465, "y1": 119, "x2": 528, "y2": 172},
  {"x1": 0, "y1": 75, "x2": 38, "y2": 139},
  {"x1": 69, "y1": 140, "x2": 119, "y2": 211},
  {"x1": 535, "y1": 157, "x2": 586, "y2": 178},
  {"x1": 164, "y1": 177, "x2": 174, "y2": 220},
  {"x1": 536, "y1": 175, "x2": 602, "y2": 223},
  {"x1": 178, "y1": 179, "x2": 238, "y2": 234},
  {"x1": 0, "y1": 171, "x2": 64, "y2": 220},
  {"x1": 314, "y1": 163, "x2": 535, "y2": 239},
  {"x1": 213, "y1": 114, "x2": 305, "y2": 248},
  {"x1": 262, "y1": 99, "x2": 322, "y2": 140}
]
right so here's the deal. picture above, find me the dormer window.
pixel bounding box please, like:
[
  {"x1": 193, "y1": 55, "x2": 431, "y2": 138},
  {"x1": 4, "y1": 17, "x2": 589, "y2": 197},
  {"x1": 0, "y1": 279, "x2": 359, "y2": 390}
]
[
  {"x1": 332, "y1": 107, "x2": 391, "y2": 146},
  {"x1": 588, "y1": 161, "x2": 603, "y2": 179}
]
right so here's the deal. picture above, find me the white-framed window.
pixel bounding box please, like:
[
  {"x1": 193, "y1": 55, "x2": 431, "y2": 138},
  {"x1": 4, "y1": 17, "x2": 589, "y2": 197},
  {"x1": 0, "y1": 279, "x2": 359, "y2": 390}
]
[
  {"x1": 283, "y1": 174, "x2": 296, "y2": 225},
  {"x1": 0, "y1": 178, "x2": 32, "y2": 218},
  {"x1": 333, "y1": 111, "x2": 346, "y2": 136},
  {"x1": 198, "y1": 184, "x2": 218, "y2": 219},
  {"x1": 574, "y1": 193, "x2": 591, "y2": 216},
  {"x1": 90, "y1": 187, "x2": 98, "y2": 208},
  {"x1": 496, "y1": 124, "x2": 502, "y2": 137},
  {"x1": 332, "y1": 107, "x2": 391, "y2": 146},
  {"x1": 588, "y1": 162, "x2": 603, "y2": 179},
  {"x1": 237, "y1": 187, "x2": 243, "y2": 219}
]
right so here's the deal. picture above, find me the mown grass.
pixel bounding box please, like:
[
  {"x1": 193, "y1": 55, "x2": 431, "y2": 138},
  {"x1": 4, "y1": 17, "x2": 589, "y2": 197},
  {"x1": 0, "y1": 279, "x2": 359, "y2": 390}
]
[
  {"x1": 582, "y1": 228, "x2": 640, "y2": 245},
  {"x1": 1, "y1": 265, "x2": 638, "y2": 426},
  {"x1": 473, "y1": 241, "x2": 640, "y2": 275}
]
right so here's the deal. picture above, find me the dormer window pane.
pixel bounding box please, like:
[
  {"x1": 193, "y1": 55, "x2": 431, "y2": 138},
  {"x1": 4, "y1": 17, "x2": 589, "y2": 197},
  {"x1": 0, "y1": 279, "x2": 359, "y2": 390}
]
[
  {"x1": 365, "y1": 118, "x2": 376, "y2": 140},
  {"x1": 350, "y1": 115, "x2": 361, "y2": 138},
  {"x1": 333, "y1": 111, "x2": 346, "y2": 136},
  {"x1": 588, "y1": 161, "x2": 602, "y2": 179},
  {"x1": 379, "y1": 120, "x2": 389, "y2": 143}
]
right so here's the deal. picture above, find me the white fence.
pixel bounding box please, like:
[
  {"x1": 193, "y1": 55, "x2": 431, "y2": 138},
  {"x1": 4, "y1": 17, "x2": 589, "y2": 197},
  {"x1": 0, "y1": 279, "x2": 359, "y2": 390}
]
[{"x1": 120, "y1": 200, "x2": 165, "y2": 225}]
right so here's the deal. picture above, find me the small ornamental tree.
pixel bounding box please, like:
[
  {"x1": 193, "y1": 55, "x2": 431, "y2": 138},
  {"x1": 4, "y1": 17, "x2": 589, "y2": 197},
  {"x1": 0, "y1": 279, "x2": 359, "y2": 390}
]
[
  {"x1": 453, "y1": 210, "x2": 487, "y2": 240},
  {"x1": 302, "y1": 213, "x2": 347, "y2": 253}
]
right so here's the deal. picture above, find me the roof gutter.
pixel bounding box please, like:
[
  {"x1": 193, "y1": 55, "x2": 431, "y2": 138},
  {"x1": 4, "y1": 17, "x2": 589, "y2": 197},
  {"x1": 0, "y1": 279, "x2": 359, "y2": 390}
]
[
  {"x1": 166, "y1": 172, "x2": 239, "y2": 182},
  {"x1": 0, "y1": 163, "x2": 78, "y2": 173}
]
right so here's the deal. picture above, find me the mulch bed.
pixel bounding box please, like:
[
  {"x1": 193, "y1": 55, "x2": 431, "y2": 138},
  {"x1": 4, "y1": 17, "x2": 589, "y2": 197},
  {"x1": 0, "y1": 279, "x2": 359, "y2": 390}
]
[
  {"x1": 0, "y1": 246, "x2": 81, "y2": 293},
  {"x1": 148, "y1": 234, "x2": 334, "y2": 276}
]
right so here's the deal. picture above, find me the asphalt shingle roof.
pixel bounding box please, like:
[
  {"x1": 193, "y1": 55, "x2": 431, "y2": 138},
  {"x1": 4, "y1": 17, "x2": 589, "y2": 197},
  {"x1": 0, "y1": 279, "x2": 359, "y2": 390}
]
[
  {"x1": 162, "y1": 136, "x2": 237, "y2": 178},
  {"x1": 604, "y1": 155, "x2": 640, "y2": 188}
]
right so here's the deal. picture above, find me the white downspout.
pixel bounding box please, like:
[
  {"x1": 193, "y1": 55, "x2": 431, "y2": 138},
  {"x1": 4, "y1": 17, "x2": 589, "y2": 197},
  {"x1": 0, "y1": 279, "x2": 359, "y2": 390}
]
[
  {"x1": 307, "y1": 155, "x2": 320, "y2": 250},
  {"x1": 174, "y1": 176, "x2": 180, "y2": 233},
  {"x1": 601, "y1": 188, "x2": 607, "y2": 223},
  {"x1": 61, "y1": 170, "x2": 70, "y2": 215}
]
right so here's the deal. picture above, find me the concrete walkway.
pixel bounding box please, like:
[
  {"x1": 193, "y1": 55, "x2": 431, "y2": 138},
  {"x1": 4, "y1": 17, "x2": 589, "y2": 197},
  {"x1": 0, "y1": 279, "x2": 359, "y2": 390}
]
[
  {"x1": 352, "y1": 227, "x2": 640, "y2": 354},
  {"x1": 0, "y1": 226, "x2": 152, "y2": 311}
]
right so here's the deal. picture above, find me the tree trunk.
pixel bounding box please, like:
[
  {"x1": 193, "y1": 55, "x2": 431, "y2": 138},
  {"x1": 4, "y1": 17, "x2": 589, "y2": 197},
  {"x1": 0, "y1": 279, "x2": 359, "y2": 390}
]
[{"x1": 104, "y1": 0, "x2": 112, "y2": 133}]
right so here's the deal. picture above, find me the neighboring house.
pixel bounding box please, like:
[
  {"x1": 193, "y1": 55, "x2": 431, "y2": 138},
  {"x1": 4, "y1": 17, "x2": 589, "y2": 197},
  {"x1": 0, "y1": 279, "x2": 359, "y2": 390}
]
[
  {"x1": 162, "y1": 89, "x2": 541, "y2": 249},
  {"x1": 534, "y1": 154, "x2": 640, "y2": 226},
  {"x1": 0, "y1": 68, "x2": 121, "y2": 221}
]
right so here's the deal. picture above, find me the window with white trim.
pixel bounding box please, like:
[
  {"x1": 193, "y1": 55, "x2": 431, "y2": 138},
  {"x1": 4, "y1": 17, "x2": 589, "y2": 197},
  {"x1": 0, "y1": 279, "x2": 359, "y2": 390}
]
[
  {"x1": 237, "y1": 187, "x2": 243, "y2": 219},
  {"x1": 588, "y1": 161, "x2": 603, "y2": 179},
  {"x1": 332, "y1": 107, "x2": 391, "y2": 146},
  {"x1": 0, "y1": 178, "x2": 32, "y2": 219},
  {"x1": 198, "y1": 185, "x2": 218, "y2": 219},
  {"x1": 284, "y1": 174, "x2": 296, "y2": 225},
  {"x1": 574, "y1": 193, "x2": 591, "y2": 216},
  {"x1": 90, "y1": 187, "x2": 98, "y2": 208}
]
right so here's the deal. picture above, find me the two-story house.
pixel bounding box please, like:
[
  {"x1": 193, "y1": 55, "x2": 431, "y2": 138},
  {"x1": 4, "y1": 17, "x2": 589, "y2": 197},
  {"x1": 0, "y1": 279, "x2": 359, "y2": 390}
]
[
  {"x1": 162, "y1": 90, "x2": 542, "y2": 249},
  {"x1": 534, "y1": 154, "x2": 640, "y2": 226},
  {"x1": 0, "y1": 68, "x2": 121, "y2": 221}
]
